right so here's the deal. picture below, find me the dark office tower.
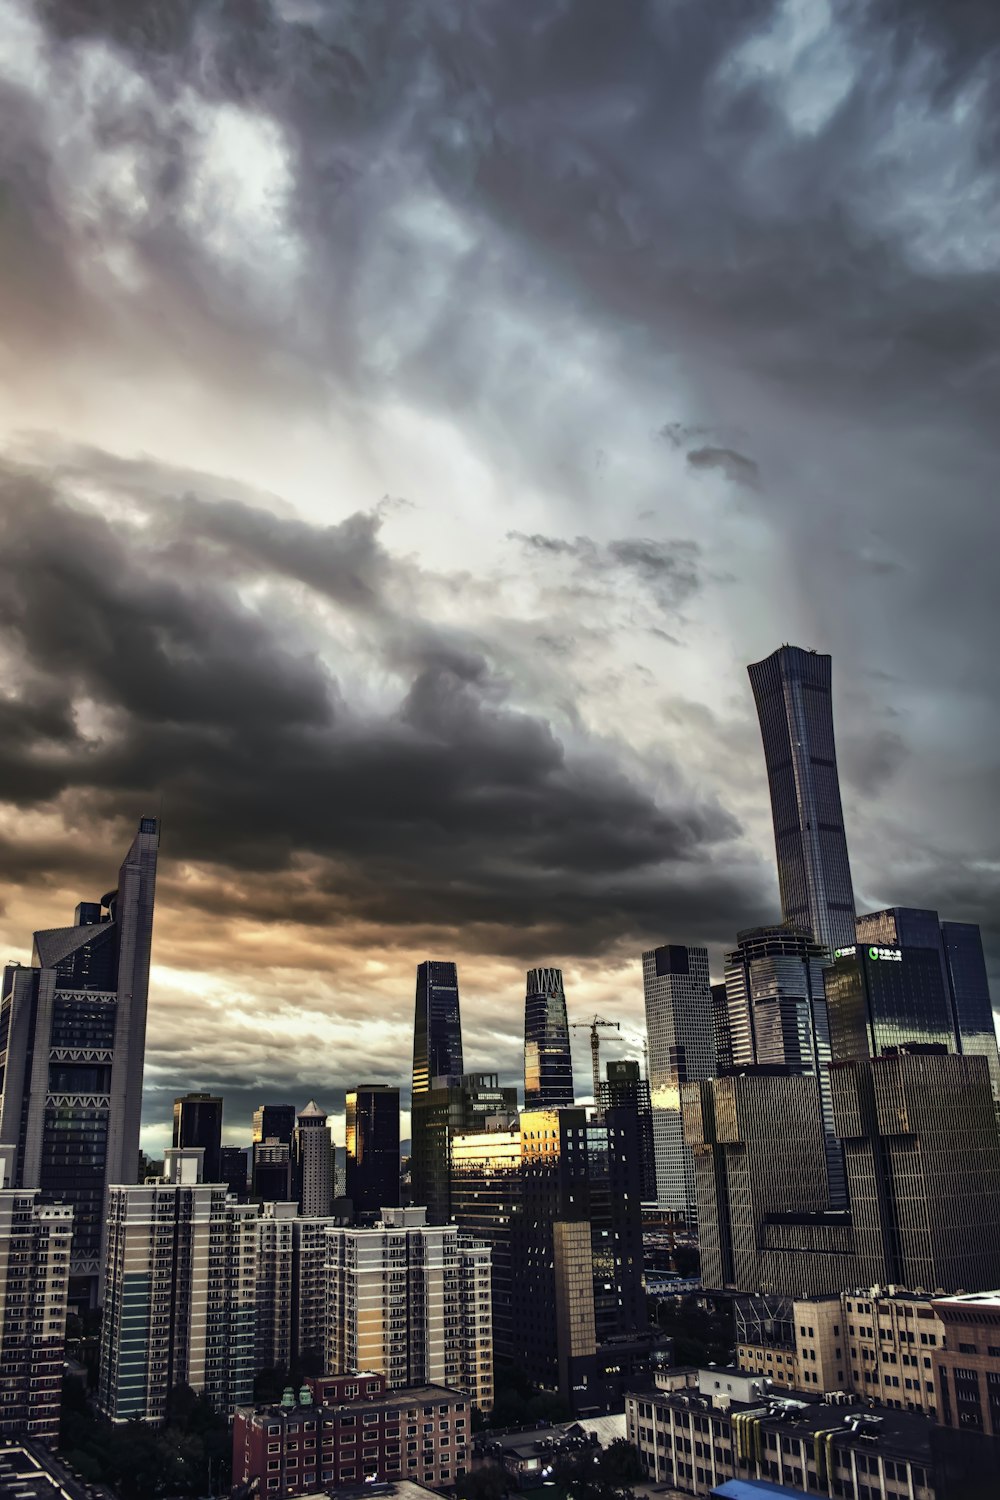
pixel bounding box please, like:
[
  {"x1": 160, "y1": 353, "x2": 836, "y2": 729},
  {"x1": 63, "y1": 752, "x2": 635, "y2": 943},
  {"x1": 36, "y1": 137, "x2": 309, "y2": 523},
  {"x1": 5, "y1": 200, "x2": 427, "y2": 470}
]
[
  {"x1": 853, "y1": 907, "x2": 1000, "y2": 1102},
  {"x1": 825, "y1": 932, "x2": 957, "y2": 1062},
  {"x1": 523, "y1": 967, "x2": 574, "y2": 1109},
  {"x1": 252, "y1": 1105, "x2": 296, "y2": 1146},
  {"x1": 711, "y1": 983, "x2": 733, "y2": 1074},
  {"x1": 748, "y1": 646, "x2": 856, "y2": 952},
  {"x1": 942, "y1": 921, "x2": 1000, "y2": 1104},
  {"x1": 451, "y1": 1106, "x2": 658, "y2": 1414},
  {"x1": 345, "y1": 1085, "x2": 400, "y2": 1218},
  {"x1": 597, "y1": 1060, "x2": 657, "y2": 1202},
  {"x1": 830, "y1": 1049, "x2": 1000, "y2": 1293},
  {"x1": 252, "y1": 1141, "x2": 293, "y2": 1203},
  {"x1": 0, "y1": 817, "x2": 159, "y2": 1307},
  {"x1": 682, "y1": 1068, "x2": 864, "y2": 1296},
  {"x1": 410, "y1": 1072, "x2": 518, "y2": 1224},
  {"x1": 172, "y1": 1093, "x2": 223, "y2": 1183},
  {"x1": 724, "y1": 924, "x2": 843, "y2": 1206},
  {"x1": 642, "y1": 944, "x2": 715, "y2": 1224},
  {"x1": 411, "y1": 961, "x2": 464, "y2": 1097},
  {"x1": 220, "y1": 1145, "x2": 249, "y2": 1199}
]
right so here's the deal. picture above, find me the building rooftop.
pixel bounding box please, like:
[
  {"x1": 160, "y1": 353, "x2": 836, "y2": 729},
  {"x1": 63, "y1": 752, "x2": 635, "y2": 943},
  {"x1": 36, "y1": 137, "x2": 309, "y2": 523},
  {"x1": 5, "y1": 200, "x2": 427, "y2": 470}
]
[
  {"x1": 640, "y1": 1387, "x2": 933, "y2": 1460},
  {"x1": 0, "y1": 1442, "x2": 101, "y2": 1500},
  {"x1": 933, "y1": 1290, "x2": 1000, "y2": 1309},
  {"x1": 238, "y1": 1383, "x2": 467, "y2": 1421}
]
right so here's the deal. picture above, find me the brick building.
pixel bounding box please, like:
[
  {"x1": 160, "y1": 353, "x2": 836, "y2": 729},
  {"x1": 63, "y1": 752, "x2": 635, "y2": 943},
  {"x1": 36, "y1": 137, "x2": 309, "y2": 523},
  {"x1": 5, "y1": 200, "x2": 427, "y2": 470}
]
[
  {"x1": 232, "y1": 1378, "x2": 470, "y2": 1497},
  {"x1": 933, "y1": 1291, "x2": 1000, "y2": 1435}
]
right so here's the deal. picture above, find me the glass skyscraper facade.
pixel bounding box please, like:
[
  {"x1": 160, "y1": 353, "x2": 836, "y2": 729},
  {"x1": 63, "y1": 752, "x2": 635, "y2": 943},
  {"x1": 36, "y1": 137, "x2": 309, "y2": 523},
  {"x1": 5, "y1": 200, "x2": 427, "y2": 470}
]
[
  {"x1": 842, "y1": 908, "x2": 1000, "y2": 1100},
  {"x1": 642, "y1": 944, "x2": 715, "y2": 1223},
  {"x1": 523, "y1": 966, "x2": 574, "y2": 1108},
  {"x1": 723, "y1": 924, "x2": 843, "y2": 1206},
  {"x1": 411, "y1": 960, "x2": 464, "y2": 1096},
  {"x1": 172, "y1": 1093, "x2": 223, "y2": 1183},
  {"x1": 748, "y1": 646, "x2": 856, "y2": 952},
  {"x1": 942, "y1": 920, "x2": 1000, "y2": 1104},
  {"x1": 409, "y1": 1072, "x2": 517, "y2": 1224},
  {"x1": 825, "y1": 941, "x2": 956, "y2": 1061},
  {"x1": 0, "y1": 818, "x2": 159, "y2": 1307},
  {"x1": 345, "y1": 1083, "x2": 400, "y2": 1218}
]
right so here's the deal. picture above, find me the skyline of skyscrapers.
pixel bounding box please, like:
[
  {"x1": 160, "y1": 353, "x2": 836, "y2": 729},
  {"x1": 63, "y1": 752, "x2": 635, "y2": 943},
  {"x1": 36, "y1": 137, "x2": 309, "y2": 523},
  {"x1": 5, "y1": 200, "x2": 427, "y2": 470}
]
[{"x1": 748, "y1": 645, "x2": 857, "y2": 951}]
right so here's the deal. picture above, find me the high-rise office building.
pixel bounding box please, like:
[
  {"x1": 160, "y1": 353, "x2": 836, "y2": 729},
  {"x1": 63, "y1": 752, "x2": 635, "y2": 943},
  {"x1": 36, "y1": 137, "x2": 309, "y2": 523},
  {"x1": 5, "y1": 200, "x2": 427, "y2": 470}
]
[
  {"x1": 410, "y1": 1072, "x2": 517, "y2": 1224},
  {"x1": 411, "y1": 961, "x2": 464, "y2": 1097},
  {"x1": 642, "y1": 944, "x2": 715, "y2": 1223},
  {"x1": 830, "y1": 1049, "x2": 1000, "y2": 1293},
  {"x1": 253, "y1": 1139, "x2": 293, "y2": 1203},
  {"x1": 847, "y1": 908, "x2": 1000, "y2": 1099},
  {"x1": 450, "y1": 1107, "x2": 652, "y2": 1412},
  {"x1": 345, "y1": 1084, "x2": 400, "y2": 1218},
  {"x1": 220, "y1": 1144, "x2": 249, "y2": 1199},
  {"x1": 172, "y1": 1093, "x2": 223, "y2": 1183},
  {"x1": 253, "y1": 1104, "x2": 297, "y2": 1145},
  {"x1": 724, "y1": 924, "x2": 843, "y2": 1205},
  {"x1": 98, "y1": 1150, "x2": 257, "y2": 1422},
  {"x1": 748, "y1": 646, "x2": 856, "y2": 951},
  {"x1": 324, "y1": 1207, "x2": 493, "y2": 1412},
  {"x1": 294, "y1": 1101, "x2": 334, "y2": 1217},
  {"x1": 685, "y1": 1048, "x2": 1000, "y2": 1297},
  {"x1": 711, "y1": 982, "x2": 733, "y2": 1074},
  {"x1": 0, "y1": 817, "x2": 159, "y2": 1305},
  {"x1": 252, "y1": 1105, "x2": 297, "y2": 1201},
  {"x1": 941, "y1": 921, "x2": 1000, "y2": 1102},
  {"x1": 825, "y1": 932, "x2": 958, "y2": 1062},
  {"x1": 0, "y1": 1163, "x2": 73, "y2": 1446},
  {"x1": 523, "y1": 967, "x2": 574, "y2": 1109},
  {"x1": 682, "y1": 1068, "x2": 865, "y2": 1296},
  {"x1": 597, "y1": 1059, "x2": 657, "y2": 1202}
]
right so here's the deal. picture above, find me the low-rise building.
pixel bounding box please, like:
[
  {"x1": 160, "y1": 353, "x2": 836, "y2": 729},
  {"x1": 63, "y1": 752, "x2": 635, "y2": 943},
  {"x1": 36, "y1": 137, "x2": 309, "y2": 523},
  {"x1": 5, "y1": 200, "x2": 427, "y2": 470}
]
[
  {"x1": 232, "y1": 1379, "x2": 471, "y2": 1496},
  {"x1": 627, "y1": 1381, "x2": 935, "y2": 1499},
  {"x1": 932, "y1": 1290, "x2": 1000, "y2": 1436},
  {"x1": 735, "y1": 1287, "x2": 943, "y2": 1415}
]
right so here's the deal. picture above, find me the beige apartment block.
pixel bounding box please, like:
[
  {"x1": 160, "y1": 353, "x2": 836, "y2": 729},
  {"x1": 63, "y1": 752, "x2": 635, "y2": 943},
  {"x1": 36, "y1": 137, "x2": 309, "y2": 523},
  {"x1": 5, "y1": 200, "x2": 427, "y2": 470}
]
[
  {"x1": 737, "y1": 1287, "x2": 944, "y2": 1416},
  {"x1": 324, "y1": 1207, "x2": 493, "y2": 1412}
]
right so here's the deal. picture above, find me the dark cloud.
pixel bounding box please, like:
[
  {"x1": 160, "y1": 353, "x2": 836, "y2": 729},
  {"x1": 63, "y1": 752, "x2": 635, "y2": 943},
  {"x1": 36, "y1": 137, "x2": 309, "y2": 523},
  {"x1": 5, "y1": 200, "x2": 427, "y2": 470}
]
[
  {"x1": 510, "y1": 531, "x2": 703, "y2": 615},
  {"x1": 0, "y1": 457, "x2": 761, "y2": 961},
  {"x1": 686, "y1": 446, "x2": 761, "y2": 488}
]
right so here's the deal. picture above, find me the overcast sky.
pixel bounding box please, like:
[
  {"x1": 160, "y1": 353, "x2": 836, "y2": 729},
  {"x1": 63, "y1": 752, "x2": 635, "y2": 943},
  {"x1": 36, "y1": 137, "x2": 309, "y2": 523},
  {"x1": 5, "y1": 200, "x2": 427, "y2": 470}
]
[{"x1": 2, "y1": 0, "x2": 998, "y2": 1154}]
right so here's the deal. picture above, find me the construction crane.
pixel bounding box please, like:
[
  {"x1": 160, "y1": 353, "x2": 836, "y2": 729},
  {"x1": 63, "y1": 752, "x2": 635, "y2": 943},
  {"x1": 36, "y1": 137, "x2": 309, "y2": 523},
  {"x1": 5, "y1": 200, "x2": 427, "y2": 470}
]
[{"x1": 570, "y1": 1016, "x2": 621, "y2": 1102}]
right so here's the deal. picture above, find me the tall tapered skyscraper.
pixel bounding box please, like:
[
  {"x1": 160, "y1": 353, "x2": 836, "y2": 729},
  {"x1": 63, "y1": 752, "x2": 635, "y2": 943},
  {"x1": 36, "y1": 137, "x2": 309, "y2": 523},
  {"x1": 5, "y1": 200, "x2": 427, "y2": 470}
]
[
  {"x1": 411, "y1": 961, "x2": 464, "y2": 1096},
  {"x1": 523, "y1": 966, "x2": 574, "y2": 1108},
  {"x1": 0, "y1": 817, "x2": 159, "y2": 1306},
  {"x1": 748, "y1": 646, "x2": 856, "y2": 951}
]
